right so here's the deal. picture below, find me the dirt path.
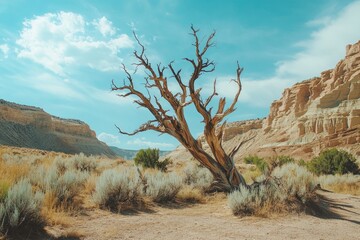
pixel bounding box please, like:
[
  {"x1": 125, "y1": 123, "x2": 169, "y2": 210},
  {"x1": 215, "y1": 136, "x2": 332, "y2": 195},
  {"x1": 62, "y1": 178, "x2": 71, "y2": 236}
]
[{"x1": 51, "y1": 191, "x2": 360, "y2": 240}]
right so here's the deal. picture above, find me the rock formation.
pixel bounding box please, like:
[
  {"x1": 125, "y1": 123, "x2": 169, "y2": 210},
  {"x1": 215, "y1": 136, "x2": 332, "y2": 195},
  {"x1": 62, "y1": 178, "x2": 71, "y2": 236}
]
[
  {"x1": 169, "y1": 40, "x2": 360, "y2": 162},
  {"x1": 0, "y1": 100, "x2": 116, "y2": 157}
]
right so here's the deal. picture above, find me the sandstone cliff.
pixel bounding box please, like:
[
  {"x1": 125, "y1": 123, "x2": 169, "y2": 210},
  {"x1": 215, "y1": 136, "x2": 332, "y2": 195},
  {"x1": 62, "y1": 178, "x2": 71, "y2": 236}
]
[
  {"x1": 169, "y1": 41, "x2": 360, "y2": 162},
  {"x1": 0, "y1": 100, "x2": 116, "y2": 157}
]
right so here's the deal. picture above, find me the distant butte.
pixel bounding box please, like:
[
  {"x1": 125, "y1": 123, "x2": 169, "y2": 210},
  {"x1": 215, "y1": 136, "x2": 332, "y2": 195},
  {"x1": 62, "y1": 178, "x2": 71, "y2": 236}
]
[{"x1": 0, "y1": 99, "x2": 116, "y2": 157}]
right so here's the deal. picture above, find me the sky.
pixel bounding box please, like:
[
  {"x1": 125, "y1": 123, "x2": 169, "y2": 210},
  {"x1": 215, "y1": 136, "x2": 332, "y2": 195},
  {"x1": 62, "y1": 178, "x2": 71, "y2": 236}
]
[{"x1": 1, "y1": 0, "x2": 360, "y2": 151}]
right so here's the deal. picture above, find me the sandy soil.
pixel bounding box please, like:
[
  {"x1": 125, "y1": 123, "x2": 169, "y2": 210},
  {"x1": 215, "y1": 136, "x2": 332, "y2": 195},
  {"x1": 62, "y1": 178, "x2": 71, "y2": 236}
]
[{"x1": 47, "y1": 190, "x2": 360, "y2": 240}]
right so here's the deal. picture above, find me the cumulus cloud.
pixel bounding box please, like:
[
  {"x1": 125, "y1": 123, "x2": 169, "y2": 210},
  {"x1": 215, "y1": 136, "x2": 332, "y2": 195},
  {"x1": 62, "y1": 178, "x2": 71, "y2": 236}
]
[
  {"x1": 16, "y1": 11, "x2": 133, "y2": 76},
  {"x1": 0, "y1": 44, "x2": 9, "y2": 59},
  {"x1": 206, "y1": 1, "x2": 360, "y2": 107},
  {"x1": 127, "y1": 137, "x2": 175, "y2": 149},
  {"x1": 98, "y1": 132, "x2": 121, "y2": 146},
  {"x1": 276, "y1": 0, "x2": 360, "y2": 80},
  {"x1": 93, "y1": 17, "x2": 116, "y2": 37}
]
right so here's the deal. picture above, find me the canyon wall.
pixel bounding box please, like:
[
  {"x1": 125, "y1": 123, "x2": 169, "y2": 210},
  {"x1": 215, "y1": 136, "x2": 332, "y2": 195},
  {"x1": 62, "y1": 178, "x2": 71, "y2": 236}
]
[{"x1": 169, "y1": 41, "x2": 360, "y2": 162}]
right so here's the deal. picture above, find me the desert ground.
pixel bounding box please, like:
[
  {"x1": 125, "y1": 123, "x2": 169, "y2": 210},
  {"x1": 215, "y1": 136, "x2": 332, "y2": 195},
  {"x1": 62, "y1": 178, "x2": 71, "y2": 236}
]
[
  {"x1": 43, "y1": 190, "x2": 360, "y2": 240},
  {"x1": 1, "y1": 146, "x2": 359, "y2": 240}
]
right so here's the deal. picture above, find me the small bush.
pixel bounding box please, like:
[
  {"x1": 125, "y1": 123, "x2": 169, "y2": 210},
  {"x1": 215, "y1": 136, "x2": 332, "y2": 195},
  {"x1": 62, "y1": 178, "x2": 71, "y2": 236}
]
[
  {"x1": 0, "y1": 179, "x2": 44, "y2": 235},
  {"x1": 144, "y1": 171, "x2": 182, "y2": 203},
  {"x1": 134, "y1": 148, "x2": 171, "y2": 171},
  {"x1": 244, "y1": 155, "x2": 268, "y2": 173},
  {"x1": 69, "y1": 153, "x2": 98, "y2": 172},
  {"x1": 228, "y1": 163, "x2": 317, "y2": 216},
  {"x1": 271, "y1": 163, "x2": 316, "y2": 202},
  {"x1": 93, "y1": 168, "x2": 143, "y2": 210},
  {"x1": 307, "y1": 149, "x2": 359, "y2": 175},
  {"x1": 30, "y1": 166, "x2": 88, "y2": 209},
  {"x1": 228, "y1": 185, "x2": 266, "y2": 215},
  {"x1": 183, "y1": 163, "x2": 213, "y2": 191}
]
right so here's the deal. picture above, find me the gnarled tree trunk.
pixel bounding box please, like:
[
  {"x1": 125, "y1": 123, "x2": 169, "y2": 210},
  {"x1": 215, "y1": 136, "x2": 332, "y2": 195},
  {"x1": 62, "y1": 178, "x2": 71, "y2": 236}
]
[{"x1": 112, "y1": 26, "x2": 250, "y2": 191}]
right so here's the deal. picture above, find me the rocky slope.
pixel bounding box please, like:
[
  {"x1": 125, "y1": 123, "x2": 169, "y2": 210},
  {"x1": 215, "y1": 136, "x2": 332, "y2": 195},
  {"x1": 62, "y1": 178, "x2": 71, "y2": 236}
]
[
  {"x1": 169, "y1": 41, "x2": 360, "y2": 161},
  {"x1": 0, "y1": 100, "x2": 116, "y2": 157}
]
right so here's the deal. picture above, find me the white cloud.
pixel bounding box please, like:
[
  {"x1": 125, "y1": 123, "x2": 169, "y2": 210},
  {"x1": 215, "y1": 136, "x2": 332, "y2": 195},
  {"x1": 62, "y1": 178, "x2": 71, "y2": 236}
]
[
  {"x1": 206, "y1": 1, "x2": 360, "y2": 107},
  {"x1": 127, "y1": 137, "x2": 175, "y2": 149},
  {"x1": 0, "y1": 44, "x2": 9, "y2": 59},
  {"x1": 28, "y1": 72, "x2": 86, "y2": 100},
  {"x1": 98, "y1": 132, "x2": 121, "y2": 146},
  {"x1": 16, "y1": 11, "x2": 134, "y2": 76},
  {"x1": 93, "y1": 17, "x2": 116, "y2": 37},
  {"x1": 276, "y1": 0, "x2": 360, "y2": 80}
]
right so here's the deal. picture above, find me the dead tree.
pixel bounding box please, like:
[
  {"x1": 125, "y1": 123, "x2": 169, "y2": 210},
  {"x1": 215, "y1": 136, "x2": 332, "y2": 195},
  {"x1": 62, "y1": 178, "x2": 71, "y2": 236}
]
[{"x1": 112, "y1": 26, "x2": 248, "y2": 192}]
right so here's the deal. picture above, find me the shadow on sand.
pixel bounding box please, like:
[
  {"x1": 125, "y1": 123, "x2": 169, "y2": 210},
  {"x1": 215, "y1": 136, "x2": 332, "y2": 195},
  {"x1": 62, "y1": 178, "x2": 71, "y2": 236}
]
[{"x1": 307, "y1": 189, "x2": 360, "y2": 225}]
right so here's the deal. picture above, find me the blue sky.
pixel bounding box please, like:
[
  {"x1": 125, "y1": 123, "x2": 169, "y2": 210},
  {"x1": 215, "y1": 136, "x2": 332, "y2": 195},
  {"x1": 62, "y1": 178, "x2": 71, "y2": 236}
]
[{"x1": 1, "y1": 0, "x2": 360, "y2": 150}]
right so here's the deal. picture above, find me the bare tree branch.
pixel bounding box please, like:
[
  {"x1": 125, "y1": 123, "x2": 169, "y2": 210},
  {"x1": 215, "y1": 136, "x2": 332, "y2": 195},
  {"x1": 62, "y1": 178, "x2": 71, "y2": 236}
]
[{"x1": 112, "y1": 26, "x2": 247, "y2": 191}]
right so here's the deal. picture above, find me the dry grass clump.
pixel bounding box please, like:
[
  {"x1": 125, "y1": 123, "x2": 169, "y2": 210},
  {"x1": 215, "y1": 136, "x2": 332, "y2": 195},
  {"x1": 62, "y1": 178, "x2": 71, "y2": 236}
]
[
  {"x1": 93, "y1": 168, "x2": 143, "y2": 211},
  {"x1": 144, "y1": 171, "x2": 182, "y2": 203},
  {"x1": 317, "y1": 174, "x2": 360, "y2": 195},
  {"x1": 242, "y1": 166, "x2": 262, "y2": 184},
  {"x1": 176, "y1": 186, "x2": 205, "y2": 203},
  {"x1": 0, "y1": 157, "x2": 31, "y2": 185},
  {"x1": 0, "y1": 179, "x2": 44, "y2": 236},
  {"x1": 228, "y1": 163, "x2": 317, "y2": 216}
]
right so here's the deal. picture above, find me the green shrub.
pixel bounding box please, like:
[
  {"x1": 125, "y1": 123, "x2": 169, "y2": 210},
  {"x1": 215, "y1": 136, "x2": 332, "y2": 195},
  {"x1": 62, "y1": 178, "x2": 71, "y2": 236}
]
[
  {"x1": 0, "y1": 179, "x2": 44, "y2": 235},
  {"x1": 244, "y1": 155, "x2": 268, "y2": 173},
  {"x1": 134, "y1": 148, "x2": 171, "y2": 171},
  {"x1": 275, "y1": 155, "x2": 295, "y2": 166},
  {"x1": 93, "y1": 168, "x2": 143, "y2": 210},
  {"x1": 307, "y1": 149, "x2": 359, "y2": 175},
  {"x1": 144, "y1": 171, "x2": 182, "y2": 203}
]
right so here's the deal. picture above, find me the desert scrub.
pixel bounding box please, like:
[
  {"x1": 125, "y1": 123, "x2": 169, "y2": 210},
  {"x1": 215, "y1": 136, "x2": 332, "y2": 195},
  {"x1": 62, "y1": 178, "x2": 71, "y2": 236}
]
[
  {"x1": 68, "y1": 153, "x2": 98, "y2": 172},
  {"x1": 244, "y1": 155, "x2": 295, "y2": 174},
  {"x1": 228, "y1": 163, "x2": 317, "y2": 216},
  {"x1": 30, "y1": 166, "x2": 89, "y2": 209},
  {"x1": 0, "y1": 179, "x2": 44, "y2": 235},
  {"x1": 93, "y1": 168, "x2": 143, "y2": 211},
  {"x1": 144, "y1": 171, "x2": 182, "y2": 203},
  {"x1": 183, "y1": 163, "x2": 213, "y2": 191},
  {"x1": 243, "y1": 155, "x2": 268, "y2": 173},
  {"x1": 0, "y1": 157, "x2": 31, "y2": 184},
  {"x1": 317, "y1": 174, "x2": 360, "y2": 195},
  {"x1": 0, "y1": 180, "x2": 11, "y2": 202},
  {"x1": 307, "y1": 149, "x2": 359, "y2": 175}
]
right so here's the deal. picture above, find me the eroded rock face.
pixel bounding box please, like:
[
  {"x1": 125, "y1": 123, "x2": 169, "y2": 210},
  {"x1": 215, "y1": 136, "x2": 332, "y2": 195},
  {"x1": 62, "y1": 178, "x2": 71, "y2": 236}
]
[
  {"x1": 168, "y1": 40, "x2": 360, "y2": 162},
  {"x1": 0, "y1": 100, "x2": 115, "y2": 157}
]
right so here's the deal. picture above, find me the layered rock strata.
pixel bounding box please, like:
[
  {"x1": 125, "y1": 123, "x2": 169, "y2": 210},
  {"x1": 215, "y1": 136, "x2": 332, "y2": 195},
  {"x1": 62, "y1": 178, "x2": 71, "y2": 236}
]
[
  {"x1": 0, "y1": 100, "x2": 115, "y2": 157},
  {"x1": 168, "y1": 41, "x2": 360, "y2": 161}
]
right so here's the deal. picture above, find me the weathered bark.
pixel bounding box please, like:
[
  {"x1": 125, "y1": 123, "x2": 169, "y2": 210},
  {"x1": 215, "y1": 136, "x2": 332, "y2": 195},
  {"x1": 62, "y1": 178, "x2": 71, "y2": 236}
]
[{"x1": 112, "y1": 26, "x2": 249, "y2": 191}]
